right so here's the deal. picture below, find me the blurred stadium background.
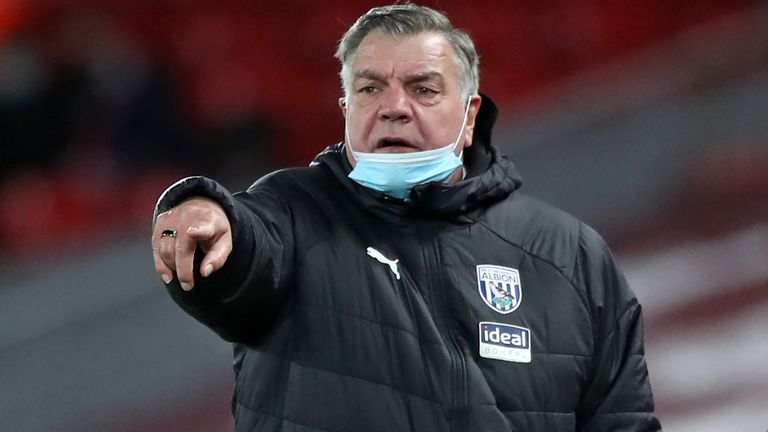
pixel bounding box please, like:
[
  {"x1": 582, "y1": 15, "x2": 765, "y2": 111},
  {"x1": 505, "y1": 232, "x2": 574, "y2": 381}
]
[{"x1": 1, "y1": 1, "x2": 766, "y2": 430}]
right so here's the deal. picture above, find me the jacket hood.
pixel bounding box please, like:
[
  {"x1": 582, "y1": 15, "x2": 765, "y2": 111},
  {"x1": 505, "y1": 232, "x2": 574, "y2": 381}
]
[{"x1": 313, "y1": 93, "x2": 522, "y2": 220}]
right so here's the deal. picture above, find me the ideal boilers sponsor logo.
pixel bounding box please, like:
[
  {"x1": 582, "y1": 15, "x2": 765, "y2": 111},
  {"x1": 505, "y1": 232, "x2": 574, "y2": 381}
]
[
  {"x1": 478, "y1": 322, "x2": 531, "y2": 364},
  {"x1": 476, "y1": 265, "x2": 522, "y2": 314}
]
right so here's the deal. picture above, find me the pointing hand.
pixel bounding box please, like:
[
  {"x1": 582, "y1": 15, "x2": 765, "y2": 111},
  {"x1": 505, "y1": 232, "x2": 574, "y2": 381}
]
[{"x1": 151, "y1": 197, "x2": 232, "y2": 291}]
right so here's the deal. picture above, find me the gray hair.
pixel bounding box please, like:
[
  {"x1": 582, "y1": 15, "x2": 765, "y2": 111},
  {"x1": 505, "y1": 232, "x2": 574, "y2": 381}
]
[{"x1": 335, "y1": 4, "x2": 480, "y2": 100}]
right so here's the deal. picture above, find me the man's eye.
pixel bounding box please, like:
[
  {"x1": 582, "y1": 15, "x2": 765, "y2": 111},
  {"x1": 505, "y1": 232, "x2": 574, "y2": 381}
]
[
  {"x1": 416, "y1": 87, "x2": 437, "y2": 96},
  {"x1": 360, "y1": 86, "x2": 378, "y2": 94}
]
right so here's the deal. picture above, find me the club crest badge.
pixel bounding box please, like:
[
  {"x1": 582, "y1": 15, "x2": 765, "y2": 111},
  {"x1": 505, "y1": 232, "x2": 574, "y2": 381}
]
[{"x1": 476, "y1": 265, "x2": 522, "y2": 314}]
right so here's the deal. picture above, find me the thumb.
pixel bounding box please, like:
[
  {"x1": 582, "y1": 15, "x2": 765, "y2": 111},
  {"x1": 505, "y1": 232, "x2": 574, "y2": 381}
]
[
  {"x1": 200, "y1": 231, "x2": 233, "y2": 277},
  {"x1": 186, "y1": 221, "x2": 218, "y2": 245},
  {"x1": 187, "y1": 223, "x2": 233, "y2": 277}
]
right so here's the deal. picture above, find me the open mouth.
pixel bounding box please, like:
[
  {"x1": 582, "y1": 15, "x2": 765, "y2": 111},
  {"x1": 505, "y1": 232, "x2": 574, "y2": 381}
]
[{"x1": 376, "y1": 138, "x2": 418, "y2": 152}]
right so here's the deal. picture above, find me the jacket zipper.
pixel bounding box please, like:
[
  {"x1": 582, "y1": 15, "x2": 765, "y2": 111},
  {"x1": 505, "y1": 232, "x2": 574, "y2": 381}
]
[{"x1": 422, "y1": 234, "x2": 468, "y2": 431}]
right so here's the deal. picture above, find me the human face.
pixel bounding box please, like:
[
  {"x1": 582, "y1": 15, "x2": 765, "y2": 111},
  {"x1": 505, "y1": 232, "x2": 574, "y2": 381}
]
[{"x1": 341, "y1": 31, "x2": 481, "y2": 166}]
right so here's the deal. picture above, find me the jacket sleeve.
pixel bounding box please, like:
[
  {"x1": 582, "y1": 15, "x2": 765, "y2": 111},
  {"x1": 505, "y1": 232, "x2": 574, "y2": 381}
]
[
  {"x1": 574, "y1": 223, "x2": 662, "y2": 432},
  {"x1": 153, "y1": 175, "x2": 295, "y2": 343}
]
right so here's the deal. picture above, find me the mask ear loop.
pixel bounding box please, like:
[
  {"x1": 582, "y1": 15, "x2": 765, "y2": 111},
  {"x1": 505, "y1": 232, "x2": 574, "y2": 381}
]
[
  {"x1": 454, "y1": 96, "x2": 473, "y2": 160},
  {"x1": 455, "y1": 97, "x2": 474, "y2": 180},
  {"x1": 340, "y1": 97, "x2": 360, "y2": 163}
]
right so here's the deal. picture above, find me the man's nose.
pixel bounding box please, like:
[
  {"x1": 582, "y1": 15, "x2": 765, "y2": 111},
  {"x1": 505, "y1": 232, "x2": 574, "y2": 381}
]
[{"x1": 378, "y1": 89, "x2": 412, "y2": 122}]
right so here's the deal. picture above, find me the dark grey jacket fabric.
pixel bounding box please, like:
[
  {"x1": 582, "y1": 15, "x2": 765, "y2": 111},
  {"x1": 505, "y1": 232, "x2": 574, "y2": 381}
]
[{"x1": 156, "y1": 96, "x2": 661, "y2": 431}]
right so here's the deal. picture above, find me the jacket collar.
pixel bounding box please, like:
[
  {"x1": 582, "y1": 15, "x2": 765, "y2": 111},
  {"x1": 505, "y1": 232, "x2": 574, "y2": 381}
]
[{"x1": 314, "y1": 93, "x2": 522, "y2": 220}]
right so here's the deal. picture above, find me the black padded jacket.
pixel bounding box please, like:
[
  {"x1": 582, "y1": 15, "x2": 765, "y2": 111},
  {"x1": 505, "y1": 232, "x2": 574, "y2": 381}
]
[{"x1": 155, "y1": 95, "x2": 661, "y2": 432}]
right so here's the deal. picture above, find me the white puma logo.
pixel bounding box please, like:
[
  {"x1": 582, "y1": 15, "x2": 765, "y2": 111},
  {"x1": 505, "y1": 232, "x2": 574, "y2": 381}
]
[{"x1": 366, "y1": 247, "x2": 401, "y2": 280}]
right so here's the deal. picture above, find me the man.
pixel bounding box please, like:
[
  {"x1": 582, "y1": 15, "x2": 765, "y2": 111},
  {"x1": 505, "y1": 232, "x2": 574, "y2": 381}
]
[{"x1": 152, "y1": 4, "x2": 661, "y2": 431}]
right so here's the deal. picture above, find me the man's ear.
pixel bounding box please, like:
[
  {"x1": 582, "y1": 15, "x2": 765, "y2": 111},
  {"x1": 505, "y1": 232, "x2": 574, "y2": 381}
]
[
  {"x1": 463, "y1": 95, "x2": 482, "y2": 148},
  {"x1": 339, "y1": 97, "x2": 347, "y2": 117}
]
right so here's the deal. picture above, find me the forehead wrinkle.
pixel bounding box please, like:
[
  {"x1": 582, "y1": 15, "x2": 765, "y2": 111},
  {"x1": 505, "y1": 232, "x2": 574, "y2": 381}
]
[
  {"x1": 353, "y1": 68, "x2": 445, "y2": 86},
  {"x1": 403, "y1": 71, "x2": 444, "y2": 85},
  {"x1": 353, "y1": 68, "x2": 389, "y2": 83}
]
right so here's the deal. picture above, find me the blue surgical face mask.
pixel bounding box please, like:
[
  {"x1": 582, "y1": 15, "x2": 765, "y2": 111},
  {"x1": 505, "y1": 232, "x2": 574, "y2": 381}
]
[{"x1": 346, "y1": 98, "x2": 472, "y2": 199}]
